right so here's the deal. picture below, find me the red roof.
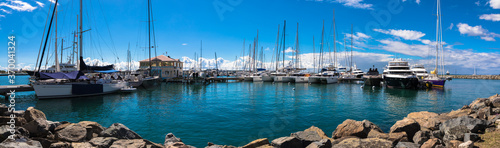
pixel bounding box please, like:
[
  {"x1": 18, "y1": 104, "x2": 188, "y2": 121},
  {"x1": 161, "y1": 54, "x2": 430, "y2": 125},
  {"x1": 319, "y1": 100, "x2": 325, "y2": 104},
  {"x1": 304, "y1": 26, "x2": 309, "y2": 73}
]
[{"x1": 139, "y1": 55, "x2": 181, "y2": 62}]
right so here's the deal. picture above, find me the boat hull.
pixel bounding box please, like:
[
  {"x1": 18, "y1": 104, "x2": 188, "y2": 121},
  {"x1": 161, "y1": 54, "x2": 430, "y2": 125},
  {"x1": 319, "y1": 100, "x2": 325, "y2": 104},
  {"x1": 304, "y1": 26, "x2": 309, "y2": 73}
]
[
  {"x1": 294, "y1": 76, "x2": 309, "y2": 83},
  {"x1": 33, "y1": 81, "x2": 128, "y2": 99},
  {"x1": 320, "y1": 77, "x2": 338, "y2": 84},
  {"x1": 424, "y1": 79, "x2": 446, "y2": 87},
  {"x1": 363, "y1": 76, "x2": 382, "y2": 86},
  {"x1": 253, "y1": 76, "x2": 273, "y2": 82},
  {"x1": 308, "y1": 76, "x2": 321, "y2": 83},
  {"x1": 383, "y1": 76, "x2": 419, "y2": 89}
]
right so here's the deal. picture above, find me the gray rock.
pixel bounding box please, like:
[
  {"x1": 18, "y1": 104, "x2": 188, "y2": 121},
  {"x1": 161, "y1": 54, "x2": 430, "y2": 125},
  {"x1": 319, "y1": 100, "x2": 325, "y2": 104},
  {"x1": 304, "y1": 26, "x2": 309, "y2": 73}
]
[
  {"x1": 332, "y1": 119, "x2": 382, "y2": 139},
  {"x1": 390, "y1": 118, "x2": 421, "y2": 142},
  {"x1": 420, "y1": 138, "x2": 445, "y2": 148},
  {"x1": 430, "y1": 130, "x2": 443, "y2": 139},
  {"x1": 55, "y1": 123, "x2": 87, "y2": 142},
  {"x1": 99, "y1": 123, "x2": 142, "y2": 139},
  {"x1": 305, "y1": 139, "x2": 331, "y2": 148},
  {"x1": 477, "y1": 107, "x2": 491, "y2": 120},
  {"x1": 394, "y1": 142, "x2": 419, "y2": 148},
  {"x1": 271, "y1": 136, "x2": 302, "y2": 148},
  {"x1": 0, "y1": 137, "x2": 43, "y2": 148},
  {"x1": 89, "y1": 137, "x2": 118, "y2": 148},
  {"x1": 458, "y1": 140, "x2": 473, "y2": 148},
  {"x1": 443, "y1": 125, "x2": 469, "y2": 143},
  {"x1": 469, "y1": 98, "x2": 489, "y2": 111},
  {"x1": 78, "y1": 121, "x2": 104, "y2": 139},
  {"x1": 110, "y1": 139, "x2": 146, "y2": 148},
  {"x1": 412, "y1": 130, "x2": 431, "y2": 145},
  {"x1": 0, "y1": 104, "x2": 9, "y2": 116},
  {"x1": 49, "y1": 142, "x2": 70, "y2": 148},
  {"x1": 241, "y1": 138, "x2": 269, "y2": 148},
  {"x1": 71, "y1": 142, "x2": 95, "y2": 148},
  {"x1": 464, "y1": 133, "x2": 480, "y2": 142},
  {"x1": 164, "y1": 133, "x2": 182, "y2": 146},
  {"x1": 488, "y1": 94, "x2": 500, "y2": 108},
  {"x1": 46, "y1": 121, "x2": 61, "y2": 133},
  {"x1": 291, "y1": 131, "x2": 322, "y2": 147},
  {"x1": 333, "y1": 138, "x2": 393, "y2": 148},
  {"x1": 440, "y1": 116, "x2": 487, "y2": 133}
]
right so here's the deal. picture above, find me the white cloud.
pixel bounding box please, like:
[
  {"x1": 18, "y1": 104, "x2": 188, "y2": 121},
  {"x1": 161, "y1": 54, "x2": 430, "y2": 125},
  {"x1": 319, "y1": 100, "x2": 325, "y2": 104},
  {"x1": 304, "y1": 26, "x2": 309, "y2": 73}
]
[
  {"x1": 374, "y1": 29, "x2": 426, "y2": 40},
  {"x1": 416, "y1": 0, "x2": 421, "y2": 4},
  {"x1": 490, "y1": 0, "x2": 500, "y2": 9},
  {"x1": 264, "y1": 47, "x2": 270, "y2": 51},
  {"x1": 334, "y1": 0, "x2": 373, "y2": 9},
  {"x1": 457, "y1": 23, "x2": 500, "y2": 41},
  {"x1": 35, "y1": 1, "x2": 44, "y2": 7},
  {"x1": 48, "y1": 0, "x2": 56, "y2": 4},
  {"x1": 479, "y1": 14, "x2": 500, "y2": 21},
  {"x1": 448, "y1": 23, "x2": 454, "y2": 30},
  {"x1": 0, "y1": 8, "x2": 11, "y2": 14},
  {"x1": 83, "y1": 57, "x2": 140, "y2": 71},
  {"x1": 345, "y1": 32, "x2": 371, "y2": 40},
  {"x1": 182, "y1": 43, "x2": 188, "y2": 46},
  {"x1": 475, "y1": 1, "x2": 481, "y2": 6},
  {"x1": 0, "y1": 0, "x2": 38, "y2": 12},
  {"x1": 378, "y1": 39, "x2": 432, "y2": 57},
  {"x1": 284, "y1": 47, "x2": 296, "y2": 53},
  {"x1": 0, "y1": 14, "x2": 5, "y2": 18}
]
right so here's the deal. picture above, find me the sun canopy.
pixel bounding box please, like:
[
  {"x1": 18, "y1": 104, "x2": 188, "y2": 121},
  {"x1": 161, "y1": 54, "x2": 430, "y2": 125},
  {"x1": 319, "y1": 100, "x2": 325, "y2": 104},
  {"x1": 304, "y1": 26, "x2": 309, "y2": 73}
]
[{"x1": 39, "y1": 71, "x2": 88, "y2": 80}]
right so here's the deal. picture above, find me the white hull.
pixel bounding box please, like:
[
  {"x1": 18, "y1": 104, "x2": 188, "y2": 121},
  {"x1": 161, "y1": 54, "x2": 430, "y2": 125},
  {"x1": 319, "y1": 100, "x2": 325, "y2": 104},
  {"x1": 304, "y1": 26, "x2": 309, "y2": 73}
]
[
  {"x1": 282, "y1": 76, "x2": 294, "y2": 83},
  {"x1": 253, "y1": 76, "x2": 273, "y2": 82},
  {"x1": 33, "y1": 81, "x2": 128, "y2": 99},
  {"x1": 272, "y1": 76, "x2": 285, "y2": 82},
  {"x1": 294, "y1": 76, "x2": 309, "y2": 83},
  {"x1": 320, "y1": 77, "x2": 338, "y2": 84},
  {"x1": 243, "y1": 76, "x2": 254, "y2": 81},
  {"x1": 308, "y1": 76, "x2": 321, "y2": 83}
]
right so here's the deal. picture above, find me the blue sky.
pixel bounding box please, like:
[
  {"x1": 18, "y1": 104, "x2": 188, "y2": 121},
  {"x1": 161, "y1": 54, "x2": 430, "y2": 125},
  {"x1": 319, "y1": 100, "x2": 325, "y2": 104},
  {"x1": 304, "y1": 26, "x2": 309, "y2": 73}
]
[{"x1": 1, "y1": 0, "x2": 499, "y2": 74}]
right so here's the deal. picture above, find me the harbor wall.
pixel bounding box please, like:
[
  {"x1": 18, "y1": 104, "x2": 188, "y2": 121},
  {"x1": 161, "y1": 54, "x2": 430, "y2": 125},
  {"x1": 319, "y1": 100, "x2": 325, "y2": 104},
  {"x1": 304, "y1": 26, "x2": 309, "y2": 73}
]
[
  {"x1": 447, "y1": 75, "x2": 500, "y2": 80},
  {"x1": 0, "y1": 94, "x2": 499, "y2": 147}
]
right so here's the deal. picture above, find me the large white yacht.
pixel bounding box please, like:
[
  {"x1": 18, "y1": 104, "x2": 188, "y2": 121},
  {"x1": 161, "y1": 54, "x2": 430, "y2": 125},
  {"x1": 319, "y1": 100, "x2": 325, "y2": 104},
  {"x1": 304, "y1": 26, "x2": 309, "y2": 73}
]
[
  {"x1": 382, "y1": 59, "x2": 419, "y2": 89},
  {"x1": 411, "y1": 64, "x2": 429, "y2": 79}
]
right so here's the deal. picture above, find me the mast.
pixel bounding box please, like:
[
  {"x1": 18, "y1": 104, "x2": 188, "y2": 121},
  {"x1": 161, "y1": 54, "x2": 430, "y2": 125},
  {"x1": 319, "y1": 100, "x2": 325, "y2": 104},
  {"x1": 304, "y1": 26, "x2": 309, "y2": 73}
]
[
  {"x1": 200, "y1": 40, "x2": 203, "y2": 71},
  {"x1": 320, "y1": 20, "x2": 325, "y2": 73},
  {"x1": 242, "y1": 39, "x2": 245, "y2": 71},
  {"x1": 61, "y1": 39, "x2": 63, "y2": 63},
  {"x1": 350, "y1": 24, "x2": 353, "y2": 72},
  {"x1": 275, "y1": 25, "x2": 280, "y2": 71},
  {"x1": 333, "y1": 9, "x2": 337, "y2": 69},
  {"x1": 282, "y1": 20, "x2": 286, "y2": 68},
  {"x1": 79, "y1": 0, "x2": 82, "y2": 71},
  {"x1": 313, "y1": 36, "x2": 316, "y2": 73},
  {"x1": 55, "y1": 6, "x2": 60, "y2": 72},
  {"x1": 148, "y1": 0, "x2": 152, "y2": 75},
  {"x1": 295, "y1": 23, "x2": 299, "y2": 69}
]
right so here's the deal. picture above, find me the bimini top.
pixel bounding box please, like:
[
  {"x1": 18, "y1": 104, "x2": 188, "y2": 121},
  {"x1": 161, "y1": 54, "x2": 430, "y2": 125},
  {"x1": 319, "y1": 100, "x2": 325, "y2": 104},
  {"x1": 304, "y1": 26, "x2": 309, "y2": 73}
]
[{"x1": 39, "y1": 71, "x2": 88, "y2": 80}]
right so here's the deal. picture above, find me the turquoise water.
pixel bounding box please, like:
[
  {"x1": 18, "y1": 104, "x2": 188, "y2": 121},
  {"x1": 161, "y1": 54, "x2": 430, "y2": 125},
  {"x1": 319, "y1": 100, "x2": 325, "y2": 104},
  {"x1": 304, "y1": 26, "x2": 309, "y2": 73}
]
[{"x1": 1, "y1": 76, "x2": 500, "y2": 147}]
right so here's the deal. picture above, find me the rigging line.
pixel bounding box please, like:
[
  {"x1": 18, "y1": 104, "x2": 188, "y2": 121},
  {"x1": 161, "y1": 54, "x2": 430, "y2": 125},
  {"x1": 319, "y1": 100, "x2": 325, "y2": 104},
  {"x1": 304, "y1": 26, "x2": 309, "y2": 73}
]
[
  {"x1": 38, "y1": 0, "x2": 59, "y2": 73},
  {"x1": 97, "y1": 0, "x2": 119, "y2": 60},
  {"x1": 150, "y1": 0, "x2": 158, "y2": 62},
  {"x1": 35, "y1": 1, "x2": 54, "y2": 73}
]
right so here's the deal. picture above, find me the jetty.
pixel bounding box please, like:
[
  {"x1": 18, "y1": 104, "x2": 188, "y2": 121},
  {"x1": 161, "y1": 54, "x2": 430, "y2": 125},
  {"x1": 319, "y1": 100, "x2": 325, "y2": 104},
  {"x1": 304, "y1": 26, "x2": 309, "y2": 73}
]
[
  {"x1": 446, "y1": 75, "x2": 500, "y2": 80},
  {"x1": 206, "y1": 77, "x2": 244, "y2": 83},
  {"x1": 0, "y1": 85, "x2": 34, "y2": 98}
]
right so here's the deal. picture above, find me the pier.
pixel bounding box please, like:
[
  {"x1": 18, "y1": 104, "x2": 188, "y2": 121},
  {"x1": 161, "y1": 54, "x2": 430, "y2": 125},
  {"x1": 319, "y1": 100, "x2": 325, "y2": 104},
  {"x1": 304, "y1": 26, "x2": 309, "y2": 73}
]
[
  {"x1": 446, "y1": 75, "x2": 500, "y2": 80},
  {"x1": 0, "y1": 85, "x2": 34, "y2": 99},
  {"x1": 206, "y1": 77, "x2": 244, "y2": 83}
]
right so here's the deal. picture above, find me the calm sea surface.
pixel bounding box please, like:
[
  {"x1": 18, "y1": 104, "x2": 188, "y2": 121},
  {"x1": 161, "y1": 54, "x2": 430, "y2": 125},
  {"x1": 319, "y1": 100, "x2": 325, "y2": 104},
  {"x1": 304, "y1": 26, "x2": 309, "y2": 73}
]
[{"x1": 1, "y1": 75, "x2": 500, "y2": 147}]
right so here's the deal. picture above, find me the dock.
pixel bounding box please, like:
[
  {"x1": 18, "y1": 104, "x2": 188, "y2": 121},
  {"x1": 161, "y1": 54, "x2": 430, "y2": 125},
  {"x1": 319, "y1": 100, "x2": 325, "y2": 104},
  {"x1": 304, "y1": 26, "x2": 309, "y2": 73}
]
[
  {"x1": 338, "y1": 78, "x2": 363, "y2": 83},
  {"x1": 0, "y1": 85, "x2": 34, "y2": 99}
]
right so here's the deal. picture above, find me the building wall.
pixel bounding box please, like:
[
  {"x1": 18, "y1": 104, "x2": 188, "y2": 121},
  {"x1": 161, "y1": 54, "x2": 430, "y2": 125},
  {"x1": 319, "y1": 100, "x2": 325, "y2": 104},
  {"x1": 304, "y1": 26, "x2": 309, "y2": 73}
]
[{"x1": 140, "y1": 61, "x2": 183, "y2": 79}]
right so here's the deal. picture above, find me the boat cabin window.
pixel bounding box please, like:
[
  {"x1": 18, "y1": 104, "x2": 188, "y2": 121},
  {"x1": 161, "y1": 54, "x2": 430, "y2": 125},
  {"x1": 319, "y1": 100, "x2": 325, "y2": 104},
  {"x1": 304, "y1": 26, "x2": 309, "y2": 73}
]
[
  {"x1": 389, "y1": 62, "x2": 408, "y2": 66},
  {"x1": 389, "y1": 67, "x2": 410, "y2": 70}
]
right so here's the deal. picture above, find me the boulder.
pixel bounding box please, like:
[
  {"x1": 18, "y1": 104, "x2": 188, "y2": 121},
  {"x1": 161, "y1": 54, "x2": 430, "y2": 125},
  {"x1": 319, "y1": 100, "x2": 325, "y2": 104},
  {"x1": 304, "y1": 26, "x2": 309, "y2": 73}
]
[
  {"x1": 476, "y1": 107, "x2": 491, "y2": 120},
  {"x1": 242, "y1": 138, "x2": 269, "y2": 148},
  {"x1": 367, "y1": 130, "x2": 388, "y2": 139},
  {"x1": 469, "y1": 98, "x2": 489, "y2": 111},
  {"x1": 89, "y1": 137, "x2": 118, "y2": 148},
  {"x1": 110, "y1": 139, "x2": 146, "y2": 148},
  {"x1": 446, "y1": 140, "x2": 462, "y2": 148},
  {"x1": 0, "y1": 104, "x2": 8, "y2": 115},
  {"x1": 332, "y1": 119, "x2": 382, "y2": 139},
  {"x1": 0, "y1": 125, "x2": 14, "y2": 142},
  {"x1": 31, "y1": 137, "x2": 58, "y2": 148},
  {"x1": 78, "y1": 121, "x2": 104, "y2": 139},
  {"x1": 367, "y1": 130, "x2": 408, "y2": 146},
  {"x1": 99, "y1": 123, "x2": 142, "y2": 139},
  {"x1": 271, "y1": 136, "x2": 302, "y2": 148},
  {"x1": 144, "y1": 139, "x2": 165, "y2": 148},
  {"x1": 440, "y1": 116, "x2": 487, "y2": 133},
  {"x1": 305, "y1": 139, "x2": 331, "y2": 148},
  {"x1": 412, "y1": 130, "x2": 431, "y2": 145},
  {"x1": 488, "y1": 94, "x2": 500, "y2": 108},
  {"x1": 463, "y1": 133, "x2": 480, "y2": 142},
  {"x1": 458, "y1": 141, "x2": 473, "y2": 148},
  {"x1": 22, "y1": 118, "x2": 49, "y2": 137},
  {"x1": 394, "y1": 142, "x2": 419, "y2": 148},
  {"x1": 55, "y1": 123, "x2": 87, "y2": 142},
  {"x1": 291, "y1": 131, "x2": 322, "y2": 147},
  {"x1": 443, "y1": 125, "x2": 469, "y2": 142},
  {"x1": 165, "y1": 142, "x2": 190, "y2": 148},
  {"x1": 23, "y1": 107, "x2": 46, "y2": 122},
  {"x1": 420, "y1": 138, "x2": 444, "y2": 148},
  {"x1": 332, "y1": 138, "x2": 392, "y2": 148},
  {"x1": 205, "y1": 142, "x2": 237, "y2": 148},
  {"x1": 0, "y1": 116, "x2": 27, "y2": 126},
  {"x1": 47, "y1": 121, "x2": 61, "y2": 133},
  {"x1": 438, "y1": 109, "x2": 471, "y2": 122},
  {"x1": 389, "y1": 118, "x2": 420, "y2": 142},
  {"x1": 164, "y1": 133, "x2": 182, "y2": 146},
  {"x1": 407, "y1": 111, "x2": 441, "y2": 130},
  {"x1": 0, "y1": 137, "x2": 43, "y2": 148},
  {"x1": 304, "y1": 126, "x2": 329, "y2": 139},
  {"x1": 430, "y1": 130, "x2": 443, "y2": 139},
  {"x1": 71, "y1": 142, "x2": 95, "y2": 148},
  {"x1": 49, "y1": 142, "x2": 71, "y2": 148}
]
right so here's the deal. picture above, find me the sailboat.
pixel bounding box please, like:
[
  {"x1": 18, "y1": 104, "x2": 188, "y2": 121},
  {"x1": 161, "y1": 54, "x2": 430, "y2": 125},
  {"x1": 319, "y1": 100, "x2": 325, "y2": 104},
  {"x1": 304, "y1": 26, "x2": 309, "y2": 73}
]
[
  {"x1": 32, "y1": 0, "x2": 127, "y2": 99},
  {"x1": 139, "y1": 0, "x2": 161, "y2": 87},
  {"x1": 423, "y1": 0, "x2": 446, "y2": 88}
]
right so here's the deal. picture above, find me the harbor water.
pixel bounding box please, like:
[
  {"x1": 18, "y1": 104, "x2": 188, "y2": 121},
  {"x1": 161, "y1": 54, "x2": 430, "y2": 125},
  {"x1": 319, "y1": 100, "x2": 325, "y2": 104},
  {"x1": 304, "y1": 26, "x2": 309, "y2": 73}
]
[{"x1": 1, "y1": 75, "x2": 500, "y2": 147}]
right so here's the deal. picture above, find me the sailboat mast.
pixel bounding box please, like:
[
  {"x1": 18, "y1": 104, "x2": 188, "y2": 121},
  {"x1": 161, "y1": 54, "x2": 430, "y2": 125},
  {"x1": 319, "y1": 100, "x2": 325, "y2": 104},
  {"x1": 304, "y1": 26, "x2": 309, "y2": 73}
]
[
  {"x1": 333, "y1": 9, "x2": 337, "y2": 68},
  {"x1": 282, "y1": 20, "x2": 286, "y2": 68},
  {"x1": 200, "y1": 40, "x2": 203, "y2": 71},
  {"x1": 148, "y1": 0, "x2": 152, "y2": 75},
  {"x1": 313, "y1": 36, "x2": 316, "y2": 73},
  {"x1": 79, "y1": 0, "x2": 82, "y2": 71},
  {"x1": 275, "y1": 25, "x2": 280, "y2": 71},
  {"x1": 320, "y1": 20, "x2": 324, "y2": 73},
  {"x1": 350, "y1": 24, "x2": 353, "y2": 72},
  {"x1": 296, "y1": 23, "x2": 300, "y2": 69},
  {"x1": 55, "y1": 6, "x2": 60, "y2": 72},
  {"x1": 435, "y1": 0, "x2": 439, "y2": 74}
]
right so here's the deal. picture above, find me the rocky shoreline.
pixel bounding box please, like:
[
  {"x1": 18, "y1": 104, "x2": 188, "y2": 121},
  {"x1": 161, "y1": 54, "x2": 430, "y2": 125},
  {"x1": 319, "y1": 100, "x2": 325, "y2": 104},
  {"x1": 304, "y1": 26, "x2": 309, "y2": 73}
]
[
  {"x1": 447, "y1": 75, "x2": 500, "y2": 80},
  {"x1": 1, "y1": 94, "x2": 500, "y2": 148}
]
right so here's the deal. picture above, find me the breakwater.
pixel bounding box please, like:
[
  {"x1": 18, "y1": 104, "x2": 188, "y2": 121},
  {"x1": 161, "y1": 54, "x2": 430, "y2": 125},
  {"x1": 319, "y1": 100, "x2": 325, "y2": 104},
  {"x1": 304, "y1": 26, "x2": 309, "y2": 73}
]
[
  {"x1": 447, "y1": 75, "x2": 500, "y2": 80},
  {"x1": 0, "y1": 94, "x2": 499, "y2": 148}
]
